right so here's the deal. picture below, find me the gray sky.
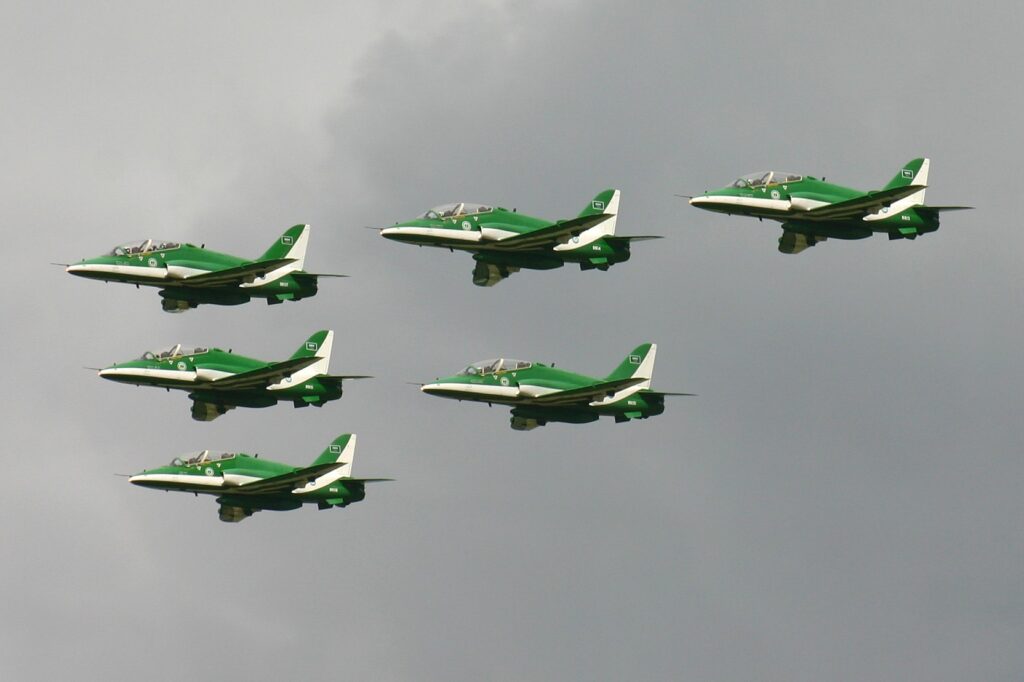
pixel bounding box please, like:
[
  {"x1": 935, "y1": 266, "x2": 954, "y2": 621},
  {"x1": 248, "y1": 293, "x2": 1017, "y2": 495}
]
[{"x1": 2, "y1": 1, "x2": 1022, "y2": 680}]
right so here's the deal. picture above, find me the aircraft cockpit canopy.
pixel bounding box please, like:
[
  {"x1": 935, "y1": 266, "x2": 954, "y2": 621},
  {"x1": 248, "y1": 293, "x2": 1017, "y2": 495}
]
[
  {"x1": 108, "y1": 239, "x2": 180, "y2": 256},
  {"x1": 732, "y1": 171, "x2": 803, "y2": 189},
  {"x1": 140, "y1": 344, "x2": 209, "y2": 361},
  {"x1": 458, "y1": 358, "x2": 532, "y2": 376},
  {"x1": 170, "y1": 450, "x2": 237, "y2": 467},
  {"x1": 418, "y1": 203, "x2": 493, "y2": 220}
]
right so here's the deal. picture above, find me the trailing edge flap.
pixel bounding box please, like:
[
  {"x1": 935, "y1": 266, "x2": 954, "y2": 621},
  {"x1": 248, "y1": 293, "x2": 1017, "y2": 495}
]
[
  {"x1": 482, "y1": 213, "x2": 612, "y2": 251},
  {"x1": 227, "y1": 462, "x2": 345, "y2": 495},
  {"x1": 800, "y1": 185, "x2": 925, "y2": 221},
  {"x1": 206, "y1": 357, "x2": 322, "y2": 390},
  {"x1": 174, "y1": 258, "x2": 297, "y2": 287},
  {"x1": 524, "y1": 377, "x2": 648, "y2": 406}
]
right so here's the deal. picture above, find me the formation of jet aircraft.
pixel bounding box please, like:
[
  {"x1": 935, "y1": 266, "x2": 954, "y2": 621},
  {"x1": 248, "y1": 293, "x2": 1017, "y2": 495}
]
[
  {"x1": 378, "y1": 189, "x2": 660, "y2": 286},
  {"x1": 65, "y1": 224, "x2": 343, "y2": 311},
  {"x1": 420, "y1": 343, "x2": 690, "y2": 430},
  {"x1": 58, "y1": 157, "x2": 968, "y2": 522},
  {"x1": 98, "y1": 330, "x2": 367, "y2": 421},
  {"x1": 129, "y1": 434, "x2": 390, "y2": 523},
  {"x1": 689, "y1": 158, "x2": 970, "y2": 253}
]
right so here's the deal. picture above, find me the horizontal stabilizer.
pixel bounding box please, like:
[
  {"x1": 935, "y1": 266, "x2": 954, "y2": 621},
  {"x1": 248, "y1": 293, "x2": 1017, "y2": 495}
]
[
  {"x1": 292, "y1": 272, "x2": 348, "y2": 279},
  {"x1": 606, "y1": 235, "x2": 663, "y2": 243}
]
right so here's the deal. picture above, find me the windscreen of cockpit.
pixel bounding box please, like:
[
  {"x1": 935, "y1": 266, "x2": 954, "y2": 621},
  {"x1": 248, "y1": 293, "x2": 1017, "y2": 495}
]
[
  {"x1": 108, "y1": 239, "x2": 180, "y2": 256},
  {"x1": 418, "y1": 203, "x2": 493, "y2": 220},
  {"x1": 172, "y1": 450, "x2": 236, "y2": 466},
  {"x1": 733, "y1": 171, "x2": 802, "y2": 188},
  {"x1": 457, "y1": 358, "x2": 531, "y2": 375},
  {"x1": 141, "y1": 344, "x2": 209, "y2": 360}
]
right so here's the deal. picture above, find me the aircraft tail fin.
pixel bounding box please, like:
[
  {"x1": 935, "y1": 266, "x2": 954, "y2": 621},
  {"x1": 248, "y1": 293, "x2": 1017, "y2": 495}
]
[
  {"x1": 866, "y1": 158, "x2": 930, "y2": 220},
  {"x1": 606, "y1": 343, "x2": 657, "y2": 390},
  {"x1": 259, "y1": 224, "x2": 310, "y2": 270},
  {"x1": 574, "y1": 189, "x2": 620, "y2": 238},
  {"x1": 311, "y1": 433, "x2": 356, "y2": 477},
  {"x1": 883, "y1": 158, "x2": 929, "y2": 191},
  {"x1": 287, "y1": 329, "x2": 333, "y2": 379}
]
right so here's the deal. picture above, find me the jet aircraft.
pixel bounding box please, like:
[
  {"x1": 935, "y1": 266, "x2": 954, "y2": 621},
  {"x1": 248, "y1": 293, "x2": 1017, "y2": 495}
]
[
  {"x1": 420, "y1": 343, "x2": 687, "y2": 430},
  {"x1": 99, "y1": 330, "x2": 366, "y2": 421},
  {"x1": 129, "y1": 434, "x2": 390, "y2": 523},
  {"x1": 65, "y1": 224, "x2": 343, "y2": 311},
  {"x1": 688, "y1": 158, "x2": 970, "y2": 253},
  {"x1": 379, "y1": 190, "x2": 659, "y2": 286}
]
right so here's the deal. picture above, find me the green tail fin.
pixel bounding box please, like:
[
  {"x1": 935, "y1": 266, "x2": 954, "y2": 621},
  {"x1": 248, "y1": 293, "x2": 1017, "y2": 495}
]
[
  {"x1": 260, "y1": 224, "x2": 310, "y2": 265},
  {"x1": 577, "y1": 189, "x2": 620, "y2": 219},
  {"x1": 311, "y1": 434, "x2": 356, "y2": 468},
  {"x1": 882, "y1": 158, "x2": 928, "y2": 191},
  {"x1": 290, "y1": 329, "x2": 333, "y2": 360},
  {"x1": 606, "y1": 343, "x2": 656, "y2": 386}
]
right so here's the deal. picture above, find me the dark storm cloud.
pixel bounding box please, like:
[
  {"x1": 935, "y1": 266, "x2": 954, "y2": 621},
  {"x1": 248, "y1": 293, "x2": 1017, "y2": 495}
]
[{"x1": 2, "y1": 2, "x2": 1021, "y2": 680}]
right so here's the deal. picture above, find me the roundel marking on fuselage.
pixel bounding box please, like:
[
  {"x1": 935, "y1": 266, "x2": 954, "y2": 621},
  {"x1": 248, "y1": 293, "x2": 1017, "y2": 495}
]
[
  {"x1": 461, "y1": 221, "x2": 472, "y2": 231},
  {"x1": 204, "y1": 467, "x2": 214, "y2": 476}
]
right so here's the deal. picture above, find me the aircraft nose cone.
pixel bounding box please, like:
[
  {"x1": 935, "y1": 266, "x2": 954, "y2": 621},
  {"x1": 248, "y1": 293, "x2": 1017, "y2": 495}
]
[
  {"x1": 380, "y1": 227, "x2": 401, "y2": 239},
  {"x1": 420, "y1": 383, "x2": 441, "y2": 394},
  {"x1": 688, "y1": 195, "x2": 712, "y2": 207}
]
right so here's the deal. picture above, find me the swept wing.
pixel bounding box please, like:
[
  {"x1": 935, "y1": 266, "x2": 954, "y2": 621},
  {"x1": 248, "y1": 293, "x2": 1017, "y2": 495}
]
[
  {"x1": 170, "y1": 258, "x2": 296, "y2": 287},
  {"x1": 203, "y1": 356, "x2": 322, "y2": 391},
  {"x1": 797, "y1": 185, "x2": 924, "y2": 221},
  {"x1": 522, "y1": 376, "x2": 649, "y2": 406},
  {"x1": 480, "y1": 214, "x2": 612, "y2": 251}
]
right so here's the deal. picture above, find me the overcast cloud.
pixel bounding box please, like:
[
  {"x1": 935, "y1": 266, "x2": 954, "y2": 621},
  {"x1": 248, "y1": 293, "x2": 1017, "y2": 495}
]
[{"x1": 1, "y1": 1, "x2": 1021, "y2": 680}]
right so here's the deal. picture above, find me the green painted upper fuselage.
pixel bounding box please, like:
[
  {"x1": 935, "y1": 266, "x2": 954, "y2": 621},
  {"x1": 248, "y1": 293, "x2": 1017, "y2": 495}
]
[
  {"x1": 65, "y1": 225, "x2": 335, "y2": 311},
  {"x1": 691, "y1": 172, "x2": 935, "y2": 237},
  {"x1": 129, "y1": 434, "x2": 388, "y2": 522},
  {"x1": 99, "y1": 330, "x2": 356, "y2": 421},
  {"x1": 379, "y1": 191, "x2": 657, "y2": 286},
  {"x1": 421, "y1": 344, "x2": 676, "y2": 430},
  {"x1": 689, "y1": 159, "x2": 968, "y2": 252}
]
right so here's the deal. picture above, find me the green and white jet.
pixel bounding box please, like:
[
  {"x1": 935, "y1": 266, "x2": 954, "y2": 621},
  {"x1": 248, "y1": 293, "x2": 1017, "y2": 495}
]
[
  {"x1": 129, "y1": 434, "x2": 391, "y2": 523},
  {"x1": 65, "y1": 224, "x2": 343, "y2": 311},
  {"x1": 99, "y1": 330, "x2": 367, "y2": 421},
  {"x1": 689, "y1": 158, "x2": 970, "y2": 253},
  {"x1": 379, "y1": 190, "x2": 660, "y2": 286},
  {"x1": 420, "y1": 343, "x2": 688, "y2": 430}
]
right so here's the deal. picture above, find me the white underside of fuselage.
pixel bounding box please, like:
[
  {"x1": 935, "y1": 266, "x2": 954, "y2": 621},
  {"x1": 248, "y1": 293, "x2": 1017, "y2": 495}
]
[
  {"x1": 382, "y1": 226, "x2": 483, "y2": 243},
  {"x1": 67, "y1": 263, "x2": 169, "y2": 279},
  {"x1": 689, "y1": 195, "x2": 792, "y2": 213},
  {"x1": 99, "y1": 367, "x2": 198, "y2": 382}
]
